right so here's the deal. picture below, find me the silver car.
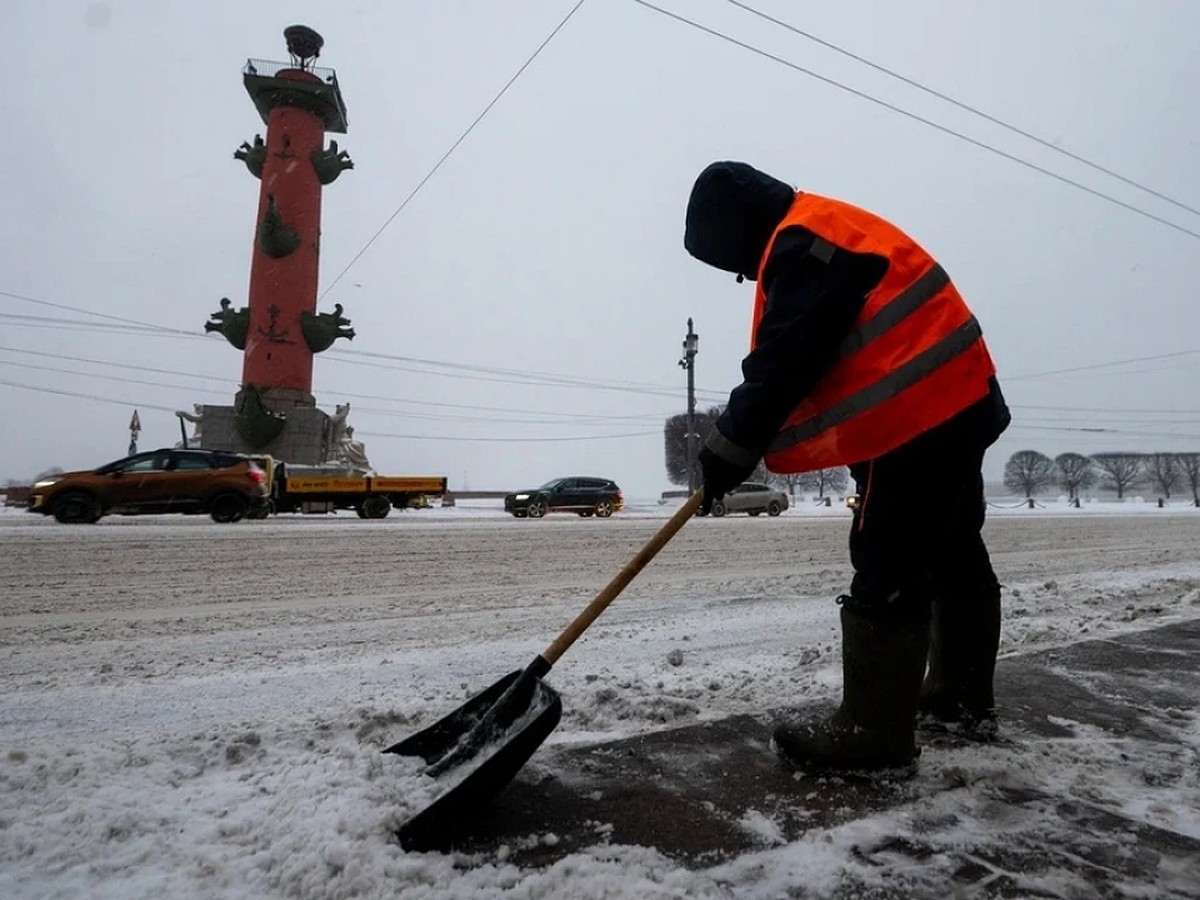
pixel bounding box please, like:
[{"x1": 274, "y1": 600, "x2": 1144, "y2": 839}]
[{"x1": 710, "y1": 482, "x2": 789, "y2": 517}]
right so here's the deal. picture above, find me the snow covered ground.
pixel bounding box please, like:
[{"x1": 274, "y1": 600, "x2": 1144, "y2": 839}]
[{"x1": 2, "y1": 499, "x2": 1198, "y2": 898}]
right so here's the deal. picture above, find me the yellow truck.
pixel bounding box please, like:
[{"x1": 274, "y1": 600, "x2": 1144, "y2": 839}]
[{"x1": 257, "y1": 458, "x2": 447, "y2": 518}]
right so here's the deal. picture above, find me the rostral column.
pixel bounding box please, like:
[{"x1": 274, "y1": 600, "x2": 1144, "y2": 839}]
[{"x1": 206, "y1": 25, "x2": 355, "y2": 457}]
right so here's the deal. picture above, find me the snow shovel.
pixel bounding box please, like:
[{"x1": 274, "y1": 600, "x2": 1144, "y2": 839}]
[{"x1": 386, "y1": 490, "x2": 704, "y2": 850}]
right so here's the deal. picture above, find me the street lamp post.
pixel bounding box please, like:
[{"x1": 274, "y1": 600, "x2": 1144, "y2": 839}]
[{"x1": 678, "y1": 318, "x2": 699, "y2": 492}]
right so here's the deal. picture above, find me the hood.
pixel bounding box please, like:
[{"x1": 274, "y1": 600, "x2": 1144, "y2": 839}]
[{"x1": 684, "y1": 161, "x2": 796, "y2": 281}]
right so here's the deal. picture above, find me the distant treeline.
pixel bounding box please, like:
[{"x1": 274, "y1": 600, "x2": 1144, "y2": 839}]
[{"x1": 1004, "y1": 451, "x2": 1200, "y2": 504}]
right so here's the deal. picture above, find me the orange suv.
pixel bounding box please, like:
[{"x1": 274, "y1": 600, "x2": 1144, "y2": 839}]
[{"x1": 29, "y1": 449, "x2": 269, "y2": 524}]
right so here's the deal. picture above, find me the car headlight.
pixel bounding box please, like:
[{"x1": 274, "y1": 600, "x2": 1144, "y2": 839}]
[
  {"x1": 514, "y1": 493, "x2": 529, "y2": 500},
  {"x1": 34, "y1": 478, "x2": 60, "y2": 488}
]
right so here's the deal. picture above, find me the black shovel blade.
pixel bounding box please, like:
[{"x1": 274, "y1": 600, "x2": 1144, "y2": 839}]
[{"x1": 385, "y1": 669, "x2": 563, "y2": 851}]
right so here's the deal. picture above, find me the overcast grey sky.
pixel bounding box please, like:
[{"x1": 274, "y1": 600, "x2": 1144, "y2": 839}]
[{"x1": 3, "y1": 0, "x2": 1199, "y2": 497}]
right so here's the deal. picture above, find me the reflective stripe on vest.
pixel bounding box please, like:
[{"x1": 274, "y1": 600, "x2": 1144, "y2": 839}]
[
  {"x1": 768, "y1": 314, "x2": 983, "y2": 451},
  {"x1": 832, "y1": 264, "x2": 949, "y2": 362}
]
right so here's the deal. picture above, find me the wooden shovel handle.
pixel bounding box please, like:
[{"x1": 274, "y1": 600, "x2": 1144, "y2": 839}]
[{"x1": 542, "y1": 490, "x2": 704, "y2": 666}]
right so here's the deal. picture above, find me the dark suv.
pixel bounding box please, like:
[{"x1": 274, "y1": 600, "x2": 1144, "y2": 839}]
[
  {"x1": 28, "y1": 449, "x2": 269, "y2": 524},
  {"x1": 505, "y1": 477, "x2": 624, "y2": 518}
]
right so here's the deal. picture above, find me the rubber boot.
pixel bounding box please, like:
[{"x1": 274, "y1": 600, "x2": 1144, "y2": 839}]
[
  {"x1": 918, "y1": 584, "x2": 1001, "y2": 734},
  {"x1": 773, "y1": 606, "x2": 929, "y2": 772}
]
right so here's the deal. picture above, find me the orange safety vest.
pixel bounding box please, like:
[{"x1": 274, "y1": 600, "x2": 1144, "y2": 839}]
[{"x1": 752, "y1": 192, "x2": 996, "y2": 473}]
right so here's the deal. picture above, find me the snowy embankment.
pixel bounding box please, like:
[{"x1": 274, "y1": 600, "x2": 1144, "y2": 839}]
[{"x1": 1, "y1": 506, "x2": 1198, "y2": 898}]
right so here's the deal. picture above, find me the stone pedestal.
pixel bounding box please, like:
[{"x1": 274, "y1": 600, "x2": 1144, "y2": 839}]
[
  {"x1": 198, "y1": 404, "x2": 331, "y2": 464},
  {"x1": 258, "y1": 388, "x2": 316, "y2": 408}
]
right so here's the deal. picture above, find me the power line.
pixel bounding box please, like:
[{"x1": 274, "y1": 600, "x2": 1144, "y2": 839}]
[
  {"x1": 1001, "y1": 402, "x2": 1200, "y2": 415},
  {"x1": 630, "y1": 0, "x2": 1200, "y2": 243},
  {"x1": 0, "y1": 346, "x2": 228, "y2": 383},
  {"x1": 350, "y1": 404, "x2": 665, "y2": 425},
  {"x1": 1016, "y1": 414, "x2": 1200, "y2": 427},
  {"x1": 0, "y1": 376, "x2": 663, "y2": 442},
  {"x1": 0, "y1": 358, "x2": 233, "y2": 394},
  {"x1": 0, "y1": 347, "x2": 676, "y2": 422},
  {"x1": 325, "y1": 354, "x2": 677, "y2": 396},
  {"x1": 0, "y1": 289, "x2": 197, "y2": 336},
  {"x1": 0, "y1": 322, "x2": 197, "y2": 338},
  {"x1": 10, "y1": 323, "x2": 1197, "y2": 440},
  {"x1": 334, "y1": 393, "x2": 670, "y2": 420},
  {"x1": 723, "y1": 0, "x2": 1200, "y2": 220},
  {"x1": 0, "y1": 315, "x2": 203, "y2": 339},
  {"x1": 1006, "y1": 422, "x2": 1200, "y2": 440},
  {"x1": 0, "y1": 299, "x2": 721, "y2": 402},
  {"x1": 0, "y1": 286, "x2": 711, "y2": 398},
  {"x1": 9, "y1": 280, "x2": 1189, "y2": 404},
  {"x1": 0, "y1": 377, "x2": 177, "y2": 413},
  {"x1": 320, "y1": 0, "x2": 588, "y2": 300},
  {"x1": 359, "y1": 427, "x2": 659, "y2": 443},
  {"x1": 1007, "y1": 347, "x2": 1200, "y2": 381},
  {"x1": 14, "y1": 342, "x2": 1197, "y2": 432},
  {"x1": 0, "y1": 312, "x2": 172, "y2": 335},
  {"x1": 323, "y1": 347, "x2": 724, "y2": 399},
  {"x1": 326, "y1": 346, "x2": 687, "y2": 392}
]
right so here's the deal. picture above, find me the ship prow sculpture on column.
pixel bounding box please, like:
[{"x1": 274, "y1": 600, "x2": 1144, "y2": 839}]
[{"x1": 197, "y1": 25, "x2": 367, "y2": 468}]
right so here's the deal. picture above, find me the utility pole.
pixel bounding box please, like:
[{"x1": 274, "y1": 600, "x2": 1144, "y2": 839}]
[{"x1": 678, "y1": 318, "x2": 699, "y2": 492}]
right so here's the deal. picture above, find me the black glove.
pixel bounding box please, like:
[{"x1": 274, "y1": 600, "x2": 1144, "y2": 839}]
[{"x1": 698, "y1": 446, "x2": 756, "y2": 515}]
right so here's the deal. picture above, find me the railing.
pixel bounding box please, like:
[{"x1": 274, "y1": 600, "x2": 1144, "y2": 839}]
[{"x1": 244, "y1": 58, "x2": 339, "y2": 86}]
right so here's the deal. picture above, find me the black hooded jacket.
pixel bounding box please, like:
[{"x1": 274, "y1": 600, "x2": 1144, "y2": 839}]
[{"x1": 684, "y1": 161, "x2": 1010, "y2": 464}]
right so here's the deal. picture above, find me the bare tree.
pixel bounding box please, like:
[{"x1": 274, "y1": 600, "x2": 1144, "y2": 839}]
[
  {"x1": 1003, "y1": 450, "x2": 1054, "y2": 498},
  {"x1": 663, "y1": 406, "x2": 723, "y2": 487},
  {"x1": 1091, "y1": 453, "x2": 1144, "y2": 499},
  {"x1": 768, "y1": 471, "x2": 804, "y2": 499},
  {"x1": 797, "y1": 466, "x2": 849, "y2": 499},
  {"x1": 1054, "y1": 452, "x2": 1096, "y2": 501},
  {"x1": 1177, "y1": 453, "x2": 1200, "y2": 506},
  {"x1": 1145, "y1": 452, "x2": 1181, "y2": 500},
  {"x1": 663, "y1": 406, "x2": 771, "y2": 488}
]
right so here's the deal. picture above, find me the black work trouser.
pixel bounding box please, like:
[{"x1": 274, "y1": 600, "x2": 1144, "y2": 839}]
[{"x1": 845, "y1": 412, "x2": 1001, "y2": 625}]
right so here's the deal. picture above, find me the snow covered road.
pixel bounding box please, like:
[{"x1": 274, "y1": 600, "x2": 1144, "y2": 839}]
[{"x1": 2, "y1": 506, "x2": 1198, "y2": 898}]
